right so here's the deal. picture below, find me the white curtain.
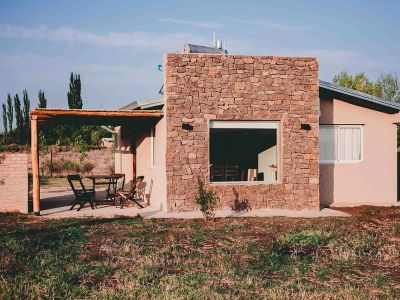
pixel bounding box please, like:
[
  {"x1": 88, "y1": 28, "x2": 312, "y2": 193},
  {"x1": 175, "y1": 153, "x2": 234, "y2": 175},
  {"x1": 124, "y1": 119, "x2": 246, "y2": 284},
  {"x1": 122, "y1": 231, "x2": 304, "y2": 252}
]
[{"x1": 320, "y1": 125, "x2": 362, "y2": 162}]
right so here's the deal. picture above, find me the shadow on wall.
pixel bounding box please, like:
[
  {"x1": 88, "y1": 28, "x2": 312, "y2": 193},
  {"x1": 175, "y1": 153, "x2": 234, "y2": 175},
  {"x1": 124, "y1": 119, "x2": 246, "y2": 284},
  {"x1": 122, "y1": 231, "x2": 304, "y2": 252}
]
[
  {"x1": 231, "y1": 188, "x2": 251, "y2": 212},
  {"x1": 319, "y1": 97, "x2": 334, "y2": 207}
]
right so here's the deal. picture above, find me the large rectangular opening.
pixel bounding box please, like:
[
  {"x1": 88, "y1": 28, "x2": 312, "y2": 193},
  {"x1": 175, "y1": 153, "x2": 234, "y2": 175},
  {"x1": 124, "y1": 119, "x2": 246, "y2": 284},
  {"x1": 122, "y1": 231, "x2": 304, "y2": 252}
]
[{"x1": 209, "y1": 121, "x2": 278, "y2": 183}]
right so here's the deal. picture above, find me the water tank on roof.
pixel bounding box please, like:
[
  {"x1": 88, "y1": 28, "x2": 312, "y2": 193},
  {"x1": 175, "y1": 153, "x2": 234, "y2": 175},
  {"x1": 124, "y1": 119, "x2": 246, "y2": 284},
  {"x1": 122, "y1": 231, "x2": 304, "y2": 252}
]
[{"x1": 180, "y1": 43, "x2": 228, "y2": 54}]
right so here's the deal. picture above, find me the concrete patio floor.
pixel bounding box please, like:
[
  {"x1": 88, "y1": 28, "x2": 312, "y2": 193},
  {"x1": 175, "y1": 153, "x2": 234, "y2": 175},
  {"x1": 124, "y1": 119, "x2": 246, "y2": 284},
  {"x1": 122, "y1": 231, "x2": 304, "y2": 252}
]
[{"x1": 40, "y1": 190, "x2": 350, "y2": 219}]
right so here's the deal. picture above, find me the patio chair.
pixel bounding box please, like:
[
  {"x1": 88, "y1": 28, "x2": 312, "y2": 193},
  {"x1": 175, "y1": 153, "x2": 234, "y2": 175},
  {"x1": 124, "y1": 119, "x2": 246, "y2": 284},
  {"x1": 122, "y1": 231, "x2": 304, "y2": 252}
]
[
  {"x1": 67, "y1": 174, "x2": 96, "y2": 211},
  {"x1": 117, "y1": 176, "x2": 145, "y2": 209},
  {"x1": 105, "y1": 173, "x2": 125, "y2": 202}
]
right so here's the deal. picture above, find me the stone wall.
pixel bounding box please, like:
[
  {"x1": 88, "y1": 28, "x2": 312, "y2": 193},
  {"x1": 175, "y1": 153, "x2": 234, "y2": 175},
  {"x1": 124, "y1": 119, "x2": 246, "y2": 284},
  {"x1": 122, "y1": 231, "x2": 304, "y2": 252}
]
[
  {"x1": 0, "y1": 152, "x2": 29, "y2": 213},
  {"x1": 165, "y1": 53, "x2": 320, "y2": 212}
]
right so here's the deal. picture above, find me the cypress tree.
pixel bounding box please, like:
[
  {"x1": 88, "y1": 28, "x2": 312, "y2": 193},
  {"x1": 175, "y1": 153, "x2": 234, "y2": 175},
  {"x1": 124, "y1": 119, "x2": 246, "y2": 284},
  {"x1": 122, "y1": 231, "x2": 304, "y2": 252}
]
[
  {"x1": 38, "y1": 90, "x2": 47, "y2": 108},
  {"x1": 6, "y1": 94, "x2": 13, "y2": 131},
  {"x1": 2, "y1": 103, "x2": 7, "y2": 140},
  {"x1": 14, "y1": 94, "x2": 23, "y2": 143},
  {"x1": 22, "y1": 89, "x2": 30, "y2": 144},
  {"x1": 67, "y1": 72, "x2": 83, "y2": 109}
]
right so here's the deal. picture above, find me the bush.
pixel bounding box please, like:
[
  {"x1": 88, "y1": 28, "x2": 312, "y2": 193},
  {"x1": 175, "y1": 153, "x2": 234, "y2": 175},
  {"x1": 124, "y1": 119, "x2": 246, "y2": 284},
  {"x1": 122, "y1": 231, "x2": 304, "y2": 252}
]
[
  {"x1": 62, "y1": 160, "x2": 80, "y2": 174},
  {"x1": 43, "y1": 159, "x2": 63, "y2": 176},
  {"x1": 81, "y1": 161, "x2": 95, "y2": 174},
  {"x1": 195, "y1": 176, "x2": 218, "y2": 220}
]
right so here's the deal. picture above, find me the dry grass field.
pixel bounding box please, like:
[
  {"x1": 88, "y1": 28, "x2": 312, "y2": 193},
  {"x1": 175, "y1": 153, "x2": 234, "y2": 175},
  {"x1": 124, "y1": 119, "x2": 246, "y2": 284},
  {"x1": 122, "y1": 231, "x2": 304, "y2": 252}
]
[{"x1": 1, "y1": 206, "x2": 400, "y2": 299}]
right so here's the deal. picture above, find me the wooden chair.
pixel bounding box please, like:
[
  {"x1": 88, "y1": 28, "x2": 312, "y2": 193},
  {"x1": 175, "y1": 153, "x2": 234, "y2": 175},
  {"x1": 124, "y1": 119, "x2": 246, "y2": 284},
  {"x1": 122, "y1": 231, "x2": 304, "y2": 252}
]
[
  {"x1": 67, "y1": 174, "x2": 96, "y2": 211},
  {"x1": 106, "y1": 174, "x2": 125, "y2": 202},
  {"x1": 117, "y1": 176, "x2": 145, "y2": 209},
  {"x1": 210, "y1": 165, "x2": 224, "y2": 182},
  {"x1": 225, "y1": 165, "x2": 239, "y2": 181}
]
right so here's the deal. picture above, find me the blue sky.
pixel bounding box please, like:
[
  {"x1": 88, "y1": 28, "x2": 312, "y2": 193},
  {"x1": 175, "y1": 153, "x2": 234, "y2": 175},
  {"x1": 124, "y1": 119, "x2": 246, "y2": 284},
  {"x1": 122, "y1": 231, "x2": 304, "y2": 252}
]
[{"x1": 0, "y1": 0, "x2": 400, "y2": 129}]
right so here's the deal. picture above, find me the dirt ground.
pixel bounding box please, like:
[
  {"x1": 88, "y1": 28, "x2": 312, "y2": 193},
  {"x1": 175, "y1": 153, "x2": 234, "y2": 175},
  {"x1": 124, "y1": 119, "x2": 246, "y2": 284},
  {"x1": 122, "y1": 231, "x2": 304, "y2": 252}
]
[{"x1": 1, "y1": 206, "x2": 400, "y2": 299}]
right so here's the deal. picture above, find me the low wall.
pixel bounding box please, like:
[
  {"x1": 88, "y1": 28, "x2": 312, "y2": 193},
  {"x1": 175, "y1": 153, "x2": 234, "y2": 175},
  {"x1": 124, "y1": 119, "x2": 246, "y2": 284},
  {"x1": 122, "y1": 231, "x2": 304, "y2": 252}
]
[{"x1": 0, "y1": 152, "x2": 29, "y2": 213}]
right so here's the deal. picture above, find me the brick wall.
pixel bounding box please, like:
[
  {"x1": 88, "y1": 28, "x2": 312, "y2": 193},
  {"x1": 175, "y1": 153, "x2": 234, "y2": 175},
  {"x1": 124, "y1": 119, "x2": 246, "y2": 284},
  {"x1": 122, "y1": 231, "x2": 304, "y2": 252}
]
[
  {"x1": 0, "y1": 152, "x2": 29, "y2": 213},
  {"x1": 165, "y1": 53, "x2": 319, "y2": 212}
]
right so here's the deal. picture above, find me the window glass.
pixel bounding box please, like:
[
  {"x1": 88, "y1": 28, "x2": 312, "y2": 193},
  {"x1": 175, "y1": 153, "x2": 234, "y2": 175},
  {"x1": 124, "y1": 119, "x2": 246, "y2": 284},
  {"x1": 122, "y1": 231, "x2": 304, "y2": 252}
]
[
  {"x1": 320, "y1": 125, "x2": 362, "y2": 163},
  {"x1": 209, "y1": 121, "x2": 278, "y2": 182},
  {"x1": 320, "y1": 126, "x2": 336, "y2": 161}
]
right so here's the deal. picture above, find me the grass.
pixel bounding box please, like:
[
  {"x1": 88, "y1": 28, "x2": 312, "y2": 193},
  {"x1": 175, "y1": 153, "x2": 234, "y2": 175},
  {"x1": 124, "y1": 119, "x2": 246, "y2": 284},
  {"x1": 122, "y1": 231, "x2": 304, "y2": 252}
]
[{"x1": 1, "y1": 207, "x2": 400, "y2": 299}]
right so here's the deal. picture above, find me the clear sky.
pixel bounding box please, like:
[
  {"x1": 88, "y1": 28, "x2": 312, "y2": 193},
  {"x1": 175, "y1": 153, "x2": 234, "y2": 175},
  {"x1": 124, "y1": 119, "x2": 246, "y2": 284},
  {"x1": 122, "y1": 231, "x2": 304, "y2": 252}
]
[{"x1": 0, "y1": 0, "x2": 399, "y2": 126}]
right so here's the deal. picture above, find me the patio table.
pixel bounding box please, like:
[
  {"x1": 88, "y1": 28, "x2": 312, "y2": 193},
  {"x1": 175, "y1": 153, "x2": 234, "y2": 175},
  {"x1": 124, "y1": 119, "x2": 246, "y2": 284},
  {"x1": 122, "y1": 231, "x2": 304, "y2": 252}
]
[{"x1": 86, "y1": 174, "x2": 125, "y2": 202}]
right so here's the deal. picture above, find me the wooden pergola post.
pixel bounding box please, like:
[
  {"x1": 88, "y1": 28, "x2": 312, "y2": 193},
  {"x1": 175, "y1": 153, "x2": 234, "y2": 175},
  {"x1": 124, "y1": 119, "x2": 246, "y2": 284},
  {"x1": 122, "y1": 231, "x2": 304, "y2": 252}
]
[{"x1": 31, "y1": 116, "x2": 40, "y2": 215}]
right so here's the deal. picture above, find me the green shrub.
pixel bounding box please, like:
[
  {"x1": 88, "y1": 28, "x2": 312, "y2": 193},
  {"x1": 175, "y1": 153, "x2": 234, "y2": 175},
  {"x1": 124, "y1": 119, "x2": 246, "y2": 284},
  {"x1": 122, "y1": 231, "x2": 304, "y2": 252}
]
[
  {"x1": 62, "y1": 160, "x2": 80, "y2": 174},
  {"x1": 43, "y1": 159, "x2": 63, "y2": 176},
  {"x1": 81, "y1": 161, "x2": 95, "y2": 174},
  {"x1": 195, "y1": 176, "x2": 218, "y2": 220},
  {"x1": 273, "y1": 228, "x2": 331, "y2": 258}
]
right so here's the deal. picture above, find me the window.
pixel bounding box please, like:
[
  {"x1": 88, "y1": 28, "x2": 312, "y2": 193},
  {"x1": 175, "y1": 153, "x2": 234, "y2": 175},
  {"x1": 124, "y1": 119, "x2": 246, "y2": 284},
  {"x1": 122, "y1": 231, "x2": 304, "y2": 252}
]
[
  {"x1": 151, "y1": 126, "x2": 155, "y2": 168},
  {"x1": 320, "y1": 125, "x2": 362, "y2": 163},
  {"x1": 209, "y1": 121, "x2": 278, "y2": 183}
]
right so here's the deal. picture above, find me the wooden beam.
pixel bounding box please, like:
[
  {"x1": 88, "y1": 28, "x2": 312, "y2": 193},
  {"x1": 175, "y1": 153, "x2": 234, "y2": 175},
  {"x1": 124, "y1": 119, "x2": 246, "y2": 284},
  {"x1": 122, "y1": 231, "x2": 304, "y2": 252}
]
[
  {"x1": 31, "y1": 118, "x2": 40, "y2": 216},
  {"x1": 30, "y1": 109, "x2": 163, "y2": 119}
]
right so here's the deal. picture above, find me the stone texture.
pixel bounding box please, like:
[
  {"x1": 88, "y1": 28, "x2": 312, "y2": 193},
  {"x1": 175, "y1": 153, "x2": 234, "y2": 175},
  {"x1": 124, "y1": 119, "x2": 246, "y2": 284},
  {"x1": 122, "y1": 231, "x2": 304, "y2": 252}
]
[
  {"x1": 164, "y1": 53, "x2": 320, "y2": 212},
  {"x1": 0, "y1": 152, "x2": 29, "y2": 213}
]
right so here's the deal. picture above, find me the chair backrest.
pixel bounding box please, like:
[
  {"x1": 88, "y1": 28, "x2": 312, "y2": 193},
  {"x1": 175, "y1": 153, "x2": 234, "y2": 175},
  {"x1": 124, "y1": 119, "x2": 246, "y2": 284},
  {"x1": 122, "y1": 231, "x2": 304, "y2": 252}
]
[
  {"x1": 67, "y1": 174, "x2": 86, "y2": 195},
  {"x1": 113, "y1": 173, "x2": 125, "y2": 190},
  {"x1": 128, "y1": 176, "x2": 144, "y2": 197}
]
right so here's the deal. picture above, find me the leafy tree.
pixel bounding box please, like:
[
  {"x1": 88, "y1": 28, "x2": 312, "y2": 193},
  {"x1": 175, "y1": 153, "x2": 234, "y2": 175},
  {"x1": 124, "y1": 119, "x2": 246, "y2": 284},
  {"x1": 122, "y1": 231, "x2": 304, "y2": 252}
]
[
  {"x1": 333, "y1": 71, "x2": 375, "y2": 95},
  {"x1": 38, "y1": 90, "x2": 47, "y2": 108},
  {"x1": 22, "y1": 89, "x2": 30, "y2": 143},
  {"x1": 67, "y1": 72, "x2": 83, "y2": 109},
  {"x1": 2, "y1": 103, "x2": 7, "y2": 137},
  {"x1": 375, "y1": 72, "x2": 400, "y2": 103},
  {"x1": 333, "y1": 71, "x2": 400, "y2": 102},
  {"x1": 14, "y1": 94, "x2": 23, "y2": 142},
  {"x1": 6, "y1": 94, "x2": 13, "y2": 131}
]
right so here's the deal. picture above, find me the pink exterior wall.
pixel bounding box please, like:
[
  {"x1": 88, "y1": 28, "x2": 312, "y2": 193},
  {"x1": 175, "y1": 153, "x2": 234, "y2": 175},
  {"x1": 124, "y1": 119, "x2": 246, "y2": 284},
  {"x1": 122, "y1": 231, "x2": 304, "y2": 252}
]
[
  {"x1": 0, "y1": 152, "x2": 29, "y2": 213},
  {"x1": 135, "y1": 116, "x2": 167, "y2": 211},
  {"x1": 320, "y1": 98, "x2": 399, "y2": 206},
  {"x1": 115, "y1": 126, "x2": 135, "y2": 186}
]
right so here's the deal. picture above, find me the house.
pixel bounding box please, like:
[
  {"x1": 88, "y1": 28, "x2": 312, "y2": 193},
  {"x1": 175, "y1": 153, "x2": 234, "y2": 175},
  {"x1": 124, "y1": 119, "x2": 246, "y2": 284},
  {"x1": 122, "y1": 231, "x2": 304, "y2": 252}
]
[{"x1": 114, "y1": 48, "x2": 400, "y2": 212}]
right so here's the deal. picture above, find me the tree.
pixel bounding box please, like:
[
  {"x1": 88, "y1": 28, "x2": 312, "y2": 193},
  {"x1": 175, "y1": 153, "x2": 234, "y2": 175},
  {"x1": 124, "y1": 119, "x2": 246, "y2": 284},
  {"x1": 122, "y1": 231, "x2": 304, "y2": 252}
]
[
  {"x1": 38, "y1": 90, "x2": 47, "y2": 108},
  {"x1": 2, "y1": 103, "x2": 7, "y2": 138},
  {"x1": 333, "y1": 71, "x2": 400, "y2": 102},
  {"x1": 14, "y1": 94, "x2": 23, "y2": 142},
  {"x1": 333, "y1": 71, "x2": 375, "y2": 95},
  {"x1": 22, "y1": 89, "x2": 30, "y2": 143},
  {"x1": 375, "y1": 72, "x2": 400, "y2": 103},
  {"x1": 6, "y1": 94, "x2": 13, "y2": 131},
  {"x1": 67, "y1": 72, "x2": 83, "y2": 109}
]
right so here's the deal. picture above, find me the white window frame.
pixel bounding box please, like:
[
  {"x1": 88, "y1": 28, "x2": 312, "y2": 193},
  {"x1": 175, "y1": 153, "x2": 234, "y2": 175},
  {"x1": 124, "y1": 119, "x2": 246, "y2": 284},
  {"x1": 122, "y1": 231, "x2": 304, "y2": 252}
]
[
  {"x1": 150, "y1": 126, "x2": 156, "y2": 169},
  {"x1": 209, "y1": 120, "x2": 280, "y2": 184},
  {"x1": 320, "y1": 125, "x2": 363, "y2": 164}
]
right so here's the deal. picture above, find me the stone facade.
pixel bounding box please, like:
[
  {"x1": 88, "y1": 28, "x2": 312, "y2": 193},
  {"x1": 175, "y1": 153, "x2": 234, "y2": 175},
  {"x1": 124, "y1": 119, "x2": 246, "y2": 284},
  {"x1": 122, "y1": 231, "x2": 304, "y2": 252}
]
[
  {"x1": 165, "y1": 53, "x2": 320, "y2": 212},
  {"x1": 0, "y1": 152, "x2": 29, "y2": 213}
]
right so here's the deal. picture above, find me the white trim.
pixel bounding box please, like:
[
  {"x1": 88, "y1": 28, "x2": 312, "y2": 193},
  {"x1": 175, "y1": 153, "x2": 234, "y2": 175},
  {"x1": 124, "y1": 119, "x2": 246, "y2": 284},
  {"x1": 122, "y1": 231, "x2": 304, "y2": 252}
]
[
  {"x1": 150, "y1": 126, "x2": 155, "y2": 169},
  {"x1": 210, "y1": 120, "x2": 278, "y2": 129},
  {"x1": 319, "y1": 125, "x2": 363, "y2": 164},
  {"x1": 209, "y1": 120, "x2": 279, "y2": 183}
]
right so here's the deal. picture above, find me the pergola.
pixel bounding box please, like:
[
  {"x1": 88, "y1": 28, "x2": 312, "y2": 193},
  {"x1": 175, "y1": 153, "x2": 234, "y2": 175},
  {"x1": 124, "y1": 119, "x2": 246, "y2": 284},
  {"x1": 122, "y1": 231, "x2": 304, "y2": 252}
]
[{"x1": 30, "y1": 108, "x2": 163, "y2": 215}]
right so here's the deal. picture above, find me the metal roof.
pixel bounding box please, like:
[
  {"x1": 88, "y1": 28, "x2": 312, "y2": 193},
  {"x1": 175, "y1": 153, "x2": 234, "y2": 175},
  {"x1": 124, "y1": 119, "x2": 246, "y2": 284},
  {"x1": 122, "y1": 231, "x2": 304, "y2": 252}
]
[
  {"x1": 119, "y1": 98, "x2": 164, "y2": 110},
  {"x1": 319, "y1": 80, "x2": 400, "y2": 113}
]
